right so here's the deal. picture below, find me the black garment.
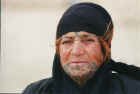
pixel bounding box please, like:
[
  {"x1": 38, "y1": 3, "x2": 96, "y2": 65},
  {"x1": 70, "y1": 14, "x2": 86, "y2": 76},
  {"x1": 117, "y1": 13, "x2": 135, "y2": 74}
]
[
  {"x1": 22, "y1": 54, "x2": 140, "y2": 94},
  {"x1": 56, "y1": 2, "x2": 113, "y2": 39}
]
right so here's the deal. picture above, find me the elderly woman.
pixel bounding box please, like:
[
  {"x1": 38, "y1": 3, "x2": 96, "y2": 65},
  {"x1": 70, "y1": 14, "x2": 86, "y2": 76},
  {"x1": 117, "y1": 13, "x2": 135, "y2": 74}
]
[{"x1": 22, "y1": 2, "x2": 140, "y2": 94}]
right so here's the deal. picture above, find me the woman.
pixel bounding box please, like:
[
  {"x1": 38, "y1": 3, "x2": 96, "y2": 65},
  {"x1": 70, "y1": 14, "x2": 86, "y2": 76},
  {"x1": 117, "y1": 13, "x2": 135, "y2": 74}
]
[{"x1": 22, "y1": 2, "x2": 140, "y2": 94}]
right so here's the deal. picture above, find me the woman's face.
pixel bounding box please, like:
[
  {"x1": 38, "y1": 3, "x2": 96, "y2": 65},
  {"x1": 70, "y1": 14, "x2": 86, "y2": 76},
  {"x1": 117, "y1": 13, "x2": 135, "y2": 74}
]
[{"x1": 58, "y1": 31, "x2": 104, "y2": 80}]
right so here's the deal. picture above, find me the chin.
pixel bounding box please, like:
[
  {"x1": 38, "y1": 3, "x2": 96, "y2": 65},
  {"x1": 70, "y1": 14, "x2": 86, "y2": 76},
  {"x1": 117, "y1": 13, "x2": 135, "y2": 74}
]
[
  {"x1": 63, "y1": 61, "x2": 98, "y2": 80},
  {"x1": 71, "y1": 70, "x2": 89, "y2": 77}
]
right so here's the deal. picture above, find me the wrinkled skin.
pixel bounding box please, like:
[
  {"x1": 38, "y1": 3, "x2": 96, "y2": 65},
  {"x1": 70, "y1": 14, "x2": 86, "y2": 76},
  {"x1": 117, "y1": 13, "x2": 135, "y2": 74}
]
[{"x1": 59, "y1": 31, "x2": 104, "y2": 86}]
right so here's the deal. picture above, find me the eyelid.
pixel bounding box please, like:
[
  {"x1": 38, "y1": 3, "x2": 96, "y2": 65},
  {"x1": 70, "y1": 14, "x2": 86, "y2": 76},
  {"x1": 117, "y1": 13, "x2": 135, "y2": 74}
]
[
  {"x1": 82, "y1": 37, "x2": 95, "y2": 40},
  {"x1": 61, "y1": 38, "x2": 72, "y2": 42},
  {"x1": 87, "y1": 38, "x2": 95, "y2": 41},
  {"x1": 61, "y1": 39, "x2": 73, "y2": 44},
  {"x1": 61, "y1": 36, "x2": 73, "y2": 40}
]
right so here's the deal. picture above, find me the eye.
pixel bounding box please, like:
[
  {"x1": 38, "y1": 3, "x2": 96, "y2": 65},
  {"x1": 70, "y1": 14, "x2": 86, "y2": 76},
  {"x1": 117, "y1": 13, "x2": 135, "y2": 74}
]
[
  {"x1": 86, "y1": 39, "x2": 95, "y2": 42},
  {"x1": 61, "y1": 40, "x2": 73, "y2": 44}
]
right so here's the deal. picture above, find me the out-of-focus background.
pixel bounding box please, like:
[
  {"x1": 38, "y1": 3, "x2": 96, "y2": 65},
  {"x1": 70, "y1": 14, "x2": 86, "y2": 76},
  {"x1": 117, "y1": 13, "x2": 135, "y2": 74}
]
[{"x1": 1, "y1": 0, "x2": 140, "y2": 93}]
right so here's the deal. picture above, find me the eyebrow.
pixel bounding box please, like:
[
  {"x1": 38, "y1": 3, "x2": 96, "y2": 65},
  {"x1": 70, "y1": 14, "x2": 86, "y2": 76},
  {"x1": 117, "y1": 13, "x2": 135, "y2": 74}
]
[
  {"x1": 61, "y1": 36, "x2": 73, "y2": 39},
  {"x1": 81, "y1": 34, "x2": 91, "y2": 38},
  {"x1": 62, "y1": 33, "x2": 94, "y2": 39}
]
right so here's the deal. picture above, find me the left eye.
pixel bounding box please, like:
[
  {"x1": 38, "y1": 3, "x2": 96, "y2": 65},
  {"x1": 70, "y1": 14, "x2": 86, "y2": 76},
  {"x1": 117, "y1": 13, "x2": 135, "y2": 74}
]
[{"x1": 86, "y1": 39, "x2": 95, "y2": 42}]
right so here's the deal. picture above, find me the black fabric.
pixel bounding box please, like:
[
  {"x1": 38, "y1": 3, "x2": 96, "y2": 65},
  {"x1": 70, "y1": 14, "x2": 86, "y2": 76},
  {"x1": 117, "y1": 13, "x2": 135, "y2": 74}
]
[
  {"x1": 56, "y1": 2, "x2": 113, "y2": 39},
  {"x1": 22, "y1": 54, "x2": 140, "y2": 94},
  {"x1": 110, "y1": 60, "x2": 140, "y2": 80}
]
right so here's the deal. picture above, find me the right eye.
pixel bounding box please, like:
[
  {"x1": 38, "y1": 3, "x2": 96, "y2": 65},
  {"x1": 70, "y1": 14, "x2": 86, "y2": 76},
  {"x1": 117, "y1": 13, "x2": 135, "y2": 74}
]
[{"x1": 61, "y1": 40, "x2": 73, "y2": 44}]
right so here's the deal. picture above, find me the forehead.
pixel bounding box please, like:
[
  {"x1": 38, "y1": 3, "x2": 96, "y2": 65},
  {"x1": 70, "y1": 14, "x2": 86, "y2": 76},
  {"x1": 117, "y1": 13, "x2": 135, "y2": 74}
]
[{"x1": 61, "y1": 31, "x2": 97, "y2": 38}]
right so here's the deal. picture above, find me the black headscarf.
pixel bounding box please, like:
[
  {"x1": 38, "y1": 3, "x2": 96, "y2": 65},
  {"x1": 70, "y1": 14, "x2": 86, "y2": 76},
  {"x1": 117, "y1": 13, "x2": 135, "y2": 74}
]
[
  {"x1": 56, "y1": 2, "x2": 113, "y2": 39},
  {"x1": 54, "y1": 1, "x2": 114, "y2": 81},
  {"x1": 55, "y1": 2, "x2": 114, "y2": 61}
]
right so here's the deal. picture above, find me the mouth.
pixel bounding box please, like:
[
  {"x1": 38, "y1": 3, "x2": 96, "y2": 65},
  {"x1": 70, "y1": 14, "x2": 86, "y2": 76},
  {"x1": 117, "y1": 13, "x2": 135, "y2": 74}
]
[{"x1": 70, "y1": 61, "x2": 89, "y2": 64}]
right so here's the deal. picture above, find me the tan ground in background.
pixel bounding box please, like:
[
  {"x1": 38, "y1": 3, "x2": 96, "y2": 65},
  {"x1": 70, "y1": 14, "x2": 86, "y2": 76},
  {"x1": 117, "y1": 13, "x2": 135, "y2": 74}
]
[{"x1": 1, "y1": 0, "x2": 140, "y2": 93}]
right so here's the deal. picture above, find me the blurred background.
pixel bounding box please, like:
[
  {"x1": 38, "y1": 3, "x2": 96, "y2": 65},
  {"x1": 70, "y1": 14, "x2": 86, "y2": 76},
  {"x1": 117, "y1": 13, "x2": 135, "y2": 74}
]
[{"x1": 1, "y1": 0, "x2": 140, "y2": 93}]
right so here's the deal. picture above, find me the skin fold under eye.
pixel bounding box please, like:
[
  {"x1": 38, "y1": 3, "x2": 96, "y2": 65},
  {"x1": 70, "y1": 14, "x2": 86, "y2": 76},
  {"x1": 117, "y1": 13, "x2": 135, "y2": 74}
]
[{"x1": 86, "y1": 38, "x2": 95, "y2": 42}]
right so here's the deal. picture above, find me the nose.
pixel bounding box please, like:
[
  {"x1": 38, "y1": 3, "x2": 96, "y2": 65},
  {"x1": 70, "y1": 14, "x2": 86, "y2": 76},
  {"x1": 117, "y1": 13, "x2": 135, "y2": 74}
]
[{"x1": 71, "y1": 41, "x2": 85, "y2": 56}]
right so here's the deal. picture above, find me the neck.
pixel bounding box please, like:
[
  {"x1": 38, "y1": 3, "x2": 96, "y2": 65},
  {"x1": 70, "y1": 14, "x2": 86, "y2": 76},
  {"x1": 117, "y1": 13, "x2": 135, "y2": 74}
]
[
  {"x1": 72, "y1": 77, "x2": 87, "y2": 86},
  {"x1": 70, "y1": 72, "x2": 94, "y2": 87}
]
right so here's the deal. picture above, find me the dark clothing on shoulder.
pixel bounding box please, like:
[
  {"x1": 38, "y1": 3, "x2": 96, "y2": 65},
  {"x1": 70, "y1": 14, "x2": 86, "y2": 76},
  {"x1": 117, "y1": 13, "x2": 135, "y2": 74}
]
[{"x1": 22, "y1": 54, "x2": 140, "y2": 94}]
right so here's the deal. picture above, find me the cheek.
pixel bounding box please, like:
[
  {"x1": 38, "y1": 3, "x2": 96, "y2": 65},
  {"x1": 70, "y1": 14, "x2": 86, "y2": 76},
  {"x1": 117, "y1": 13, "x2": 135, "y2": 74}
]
[
  {"x1": 59, "y1": 45, "x2": 71, "y2": 65},
  {"x1": 86, "y1": 44, "x2": 103, "y2": 65}
]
